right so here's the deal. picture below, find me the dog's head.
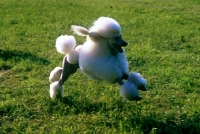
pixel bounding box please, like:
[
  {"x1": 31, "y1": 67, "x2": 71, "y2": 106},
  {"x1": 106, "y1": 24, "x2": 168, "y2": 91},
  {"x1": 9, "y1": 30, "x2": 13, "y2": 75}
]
[{"x1": 89, "y1": 17, "x2": 128, "y2": 53}]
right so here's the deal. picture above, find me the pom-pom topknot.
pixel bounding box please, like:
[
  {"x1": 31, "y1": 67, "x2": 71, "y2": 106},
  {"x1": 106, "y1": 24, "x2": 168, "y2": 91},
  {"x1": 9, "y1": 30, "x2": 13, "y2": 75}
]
[{"x1": 56, "y1": 35, "x2": 76, "y2": 55}]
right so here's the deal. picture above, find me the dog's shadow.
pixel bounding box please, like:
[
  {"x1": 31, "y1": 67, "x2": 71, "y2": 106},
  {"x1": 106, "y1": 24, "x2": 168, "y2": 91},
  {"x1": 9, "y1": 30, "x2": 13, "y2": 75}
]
[{"x1": 0, "y1": 49, "x2": 50, "y2": 69}]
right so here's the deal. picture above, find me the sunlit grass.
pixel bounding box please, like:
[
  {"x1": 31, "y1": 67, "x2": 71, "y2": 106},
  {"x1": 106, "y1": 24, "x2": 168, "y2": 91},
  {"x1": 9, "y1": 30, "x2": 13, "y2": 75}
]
[{"x1": 0, "y1": 0, "x2": 200, "y2": 133}]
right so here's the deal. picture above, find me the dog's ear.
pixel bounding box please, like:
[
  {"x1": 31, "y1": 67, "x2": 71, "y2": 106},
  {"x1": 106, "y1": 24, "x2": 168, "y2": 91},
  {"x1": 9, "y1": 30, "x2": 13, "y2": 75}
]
[
  {"x1": 71, "y1": 25, "x2": 89, "y2": 36},
  {"x1": 88, "y1": 32, "x2": 104, "y2": 39}
]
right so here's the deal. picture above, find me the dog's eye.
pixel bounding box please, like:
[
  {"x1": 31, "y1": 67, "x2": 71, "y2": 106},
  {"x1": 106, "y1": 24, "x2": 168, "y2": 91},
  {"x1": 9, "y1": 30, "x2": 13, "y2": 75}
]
[
  {"x1": 115, "y1": 37, "x2": 119, "y2": 40},
  {"x1": 114, "y1": 35, "x2": 122, "y2": 40}
]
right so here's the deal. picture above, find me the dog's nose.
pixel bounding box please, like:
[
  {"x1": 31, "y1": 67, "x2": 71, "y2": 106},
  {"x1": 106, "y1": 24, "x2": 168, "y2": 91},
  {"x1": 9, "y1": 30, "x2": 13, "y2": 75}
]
[{"x1": 121, "y1": 39, "x2": 128, "y2": 46}]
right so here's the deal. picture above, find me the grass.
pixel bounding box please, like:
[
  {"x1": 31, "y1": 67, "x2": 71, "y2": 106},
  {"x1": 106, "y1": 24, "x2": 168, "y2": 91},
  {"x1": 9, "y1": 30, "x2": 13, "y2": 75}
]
[{"x1": 0, "y1": 0, "x2": 200, "y2": 133}]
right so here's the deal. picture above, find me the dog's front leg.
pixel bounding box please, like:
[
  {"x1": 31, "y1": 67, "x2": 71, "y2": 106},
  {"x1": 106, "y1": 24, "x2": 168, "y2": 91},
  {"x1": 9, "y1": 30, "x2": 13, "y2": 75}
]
[
  {"x1": 120, "y1": 73, "x2": 146, "y2": 91},
  {"x1": 121, "y1": 74, "x2": 129, "y2": 80},
  {"x1": 116, "y1": 74, "x2": 129, "y2": 85}
]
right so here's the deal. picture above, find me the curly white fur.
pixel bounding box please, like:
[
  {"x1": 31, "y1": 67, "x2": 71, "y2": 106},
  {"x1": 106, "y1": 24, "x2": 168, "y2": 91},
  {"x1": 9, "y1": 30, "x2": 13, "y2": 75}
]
[
  {"x1": 56, "y1": 35, "x2": 76, "y2": 55},
  {"x1": 120, "y1": 80, "x2": 139, "y2": 101},
  {"x1": 72, "y1": 17, "x2": 128, "y2": 83},
  {"x1": 89, "y1": 17, "x2": 121, "y2": 38},
  {"x1": 55, "y1": 35, "x2": 79, "y2": 64},
  {"x1": 120, "y1": 72, "x2": 147, "y2": 101},
  {"x1": 50, "y1": 81, "x2": 63, "y2": 99},
  {"x1": 128, "y1": 72, "x2": 147, "y2": 86},
  {"x1": 50, "y1": 17, "x2": 147, "y2": 101},
  {"x1": 49, "y1": 67, "x2": 62, "y2": 83}
]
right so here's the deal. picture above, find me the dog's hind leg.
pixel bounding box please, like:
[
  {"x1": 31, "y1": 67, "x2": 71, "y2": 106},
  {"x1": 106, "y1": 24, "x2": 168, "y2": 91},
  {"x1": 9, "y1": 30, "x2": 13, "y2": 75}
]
[
  {"x1": 59, "y1": 55, "x2": 79, "y2": 85},
  {"x1": 49, "y1": 55, "x2": 79, "y2": 100}
]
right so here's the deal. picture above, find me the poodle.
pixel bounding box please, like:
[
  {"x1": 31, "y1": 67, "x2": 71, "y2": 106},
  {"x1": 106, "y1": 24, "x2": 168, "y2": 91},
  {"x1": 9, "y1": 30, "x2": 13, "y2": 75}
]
[{"x1": 49, "y1": 17, "x2": 147, "y2": 101}]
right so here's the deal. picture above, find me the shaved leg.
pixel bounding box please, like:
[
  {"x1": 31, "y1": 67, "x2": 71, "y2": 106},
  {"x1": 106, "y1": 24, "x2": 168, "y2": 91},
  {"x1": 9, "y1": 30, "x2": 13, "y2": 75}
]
[
  {"x1": 59, "y1": 56, "x2": 79, "y2": 85},
  {"x1": 116, "y1": 74, "x2": 129, "y2": 86},
  {"x1": 121, "y1": 74, "x2": 129, "y2": 80},
  {"x1": 116, "y1": 78, "x2": 124, "y2": 85}
]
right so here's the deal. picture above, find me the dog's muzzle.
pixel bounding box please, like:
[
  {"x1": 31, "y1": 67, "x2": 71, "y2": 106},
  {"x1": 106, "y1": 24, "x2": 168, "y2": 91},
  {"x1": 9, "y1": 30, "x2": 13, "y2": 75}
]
[{"x1": 114, "y1": 39, "x2": 128, "y2": 53}]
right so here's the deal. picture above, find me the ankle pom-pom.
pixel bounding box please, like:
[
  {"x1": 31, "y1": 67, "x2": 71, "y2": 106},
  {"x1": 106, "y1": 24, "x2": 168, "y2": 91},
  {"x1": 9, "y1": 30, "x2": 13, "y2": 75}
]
[
  {"x1": 120, "y1": 80, "x2": 141, "y2": 101},
  {"x1": 50, "y1": 81, "x2": 64, "y2": 99},
  {"x1": 49, "y1": 67, "x2": 62, "y2": 83},
  {"x1": 128, "y1": 72, "x2": 147, "y2": 87}
]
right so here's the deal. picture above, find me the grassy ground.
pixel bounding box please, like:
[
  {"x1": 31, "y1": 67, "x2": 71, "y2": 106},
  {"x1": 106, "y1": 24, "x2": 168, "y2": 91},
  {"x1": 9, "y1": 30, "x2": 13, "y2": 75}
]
[{"x1": 0, "y1": 0, "x2": 200, "y2": 133}]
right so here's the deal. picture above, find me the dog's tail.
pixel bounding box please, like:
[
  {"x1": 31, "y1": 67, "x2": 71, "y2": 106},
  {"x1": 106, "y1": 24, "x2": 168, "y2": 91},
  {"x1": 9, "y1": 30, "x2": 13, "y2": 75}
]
[
  {"x1": 56, "y1": 35, "x2": 76, "y2": 55},
  {"x1": 71, "y1": 25, "x2": 89, "y2": 36}
]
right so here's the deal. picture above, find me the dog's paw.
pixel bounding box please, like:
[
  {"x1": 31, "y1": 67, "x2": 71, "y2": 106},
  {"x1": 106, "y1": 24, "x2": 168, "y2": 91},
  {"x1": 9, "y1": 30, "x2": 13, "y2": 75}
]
[
  {"x1": 50, "y1": 81, "x2": 64, "y2": 100},
  {"x1": 120, "y1": 80, "x2": 141, "y2": 101},
  {"x1": 128, "y1": 72, "x2": 147, "y2": 91}
]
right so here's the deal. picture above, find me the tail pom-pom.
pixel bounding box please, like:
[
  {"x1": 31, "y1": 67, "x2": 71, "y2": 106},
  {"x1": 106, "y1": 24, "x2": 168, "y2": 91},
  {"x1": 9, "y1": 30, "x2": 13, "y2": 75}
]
[
  {"x1": 50, "y1": 81, "x2": 64, "y2": 99},
  {"x1": 56, "y1": 35, "x2": 76, "y2": 55}
]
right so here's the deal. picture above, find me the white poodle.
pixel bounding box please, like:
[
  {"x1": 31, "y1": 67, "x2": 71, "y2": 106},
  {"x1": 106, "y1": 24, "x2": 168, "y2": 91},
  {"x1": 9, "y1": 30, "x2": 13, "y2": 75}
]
[{"x1": 49, "y1": 17, "x2": 147, "y2": 101}]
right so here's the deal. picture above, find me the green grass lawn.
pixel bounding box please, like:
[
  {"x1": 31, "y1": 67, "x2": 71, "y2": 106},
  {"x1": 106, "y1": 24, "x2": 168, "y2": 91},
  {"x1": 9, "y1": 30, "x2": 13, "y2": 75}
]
[{"x1": 1, "y1": 0, "x2": 200, "y2": 133}]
